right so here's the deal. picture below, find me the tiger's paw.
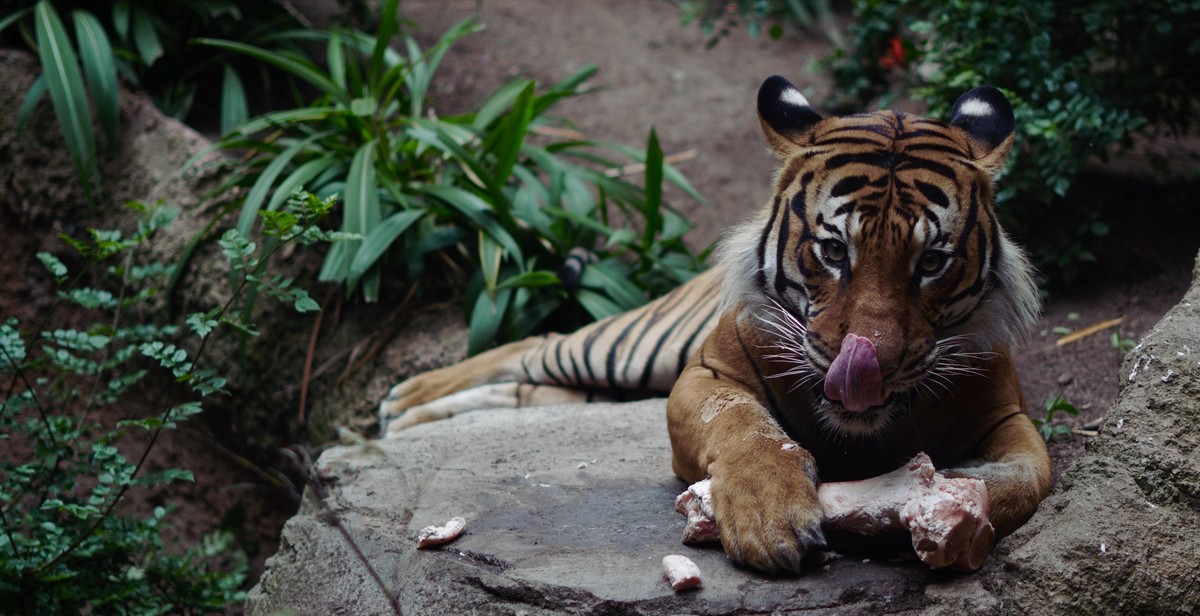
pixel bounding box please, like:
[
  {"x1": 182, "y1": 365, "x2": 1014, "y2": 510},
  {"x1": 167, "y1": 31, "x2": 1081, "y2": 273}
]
[{"x1": 709, "y1": 448, "x2": 827, "y2": 574}]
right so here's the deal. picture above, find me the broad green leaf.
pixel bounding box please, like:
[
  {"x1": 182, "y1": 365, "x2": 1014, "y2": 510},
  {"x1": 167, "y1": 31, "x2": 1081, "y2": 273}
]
[
  {"x1": 580, "y1": 261, "x2": 646, "y2": 310},
  {"x1": 641, "y1": 128, "x2": 664, "y2": 250},
  {"x1": 479, "y1": 231, "x2": 503, "y2": 298},
  {"x1": 348, "y1": 208, "x2": 424, "y2": 281},
  {"x1": 531, "y1": 64, "x2": 598, "y2": 117},
  {"x1": 575, "y1": 288, "x2": 624, "y2": 321},
  {"x1": 130, "y1": 4, "x2": 163, "y2": 66},
  {"x1": 420, "y1": 185, "x2": 521, "y2": 260},
  {"x1": 495, "y1": 270, "x2": 560, "y2": 290},
  {"x1": 489, "y1": 81, "x2": 535, "y2": 196},
  {"x1": 327, "y1": 30, "x2": 346, "y2": 90},
  {"x1": 111, "y1": 0, "x2": 130, "y2": 41},
  {"x1": 473, "y1": 78, "x2": 533, "y2": 129},
  {"x1": 72, "y1": 10, "x2": 118, "y2": 148},
  {"x1": 341, "y1": 140, "x2": 381, "y2": 291},
  {"x1": 195, "y1": 38, "x2": 350, "y2": 105},
  {"x1": 35, "y1": 0, "x2": 97, "y2": 198},
  {"x1": 368, "y1": 0, "x2": 400, "y2": 90},
  {"x1": 219, "y1": 64, "x2": 248, "y2": 135},
  {"x1": 467, "y1": 287, "x2": 512, "y2": 356}
]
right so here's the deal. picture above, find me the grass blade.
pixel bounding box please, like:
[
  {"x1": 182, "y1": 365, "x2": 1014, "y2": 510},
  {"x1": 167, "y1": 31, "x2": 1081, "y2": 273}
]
[
  {"x1": 35, "y1": 0, "x2": 97, "y2": 198},
  {"x1": 0, "y1": 6, "x2": 32, "y2": 33},
  {"x1": 72, "y1": 9, "x2": 118, "y2": 148},
  {"x1": 220, "y1": 64, "x2": 248, "y2": 136},
  {"x1": 575, "y1": 288, "x2": 624, "y2": 321},
  {"x1": 479, "y1": 231, "x2": 503, "y2": 298},
  {"x1": 420, "y1": 184, "x2": 522, "y2": 260}
]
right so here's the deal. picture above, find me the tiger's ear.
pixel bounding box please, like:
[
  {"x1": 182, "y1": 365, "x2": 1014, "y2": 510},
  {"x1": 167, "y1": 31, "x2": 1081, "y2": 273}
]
[
  {"x1": 949, "y1": 86, "x2": 1016, "y2": 177},
  {"x1": 757, "y1": 75, "x2": 822, "y2": 158}
]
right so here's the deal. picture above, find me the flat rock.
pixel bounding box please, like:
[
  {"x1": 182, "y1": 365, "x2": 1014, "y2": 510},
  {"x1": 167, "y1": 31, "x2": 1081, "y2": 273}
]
[{"x1": 245, "y1": 399, "x2": 969, "y2": 615}]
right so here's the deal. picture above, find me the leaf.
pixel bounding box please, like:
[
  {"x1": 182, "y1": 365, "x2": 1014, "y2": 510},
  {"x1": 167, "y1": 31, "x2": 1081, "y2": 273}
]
[
  {"x1": 35, "y1": 0, "x2": 97, "y2": 198},
  {"x1": 348, "y1": 208, "x2": 425, "y2": 281},
  {"x1": 235, "y1": 133, "x2": 328, "y2": 237},
  {"x1": 71, "y1": 9, "x2": 119, "y2": 148},
  {"x1": 579, "y1": 260, "x2": 645, "y2": 310},
  {"x1": 489, "y1": 81, "x2": 535, "y2": 193},
  {"x1": 575, "y1": 288, "x2": 624, "y2": 321},
  {"x1": 641, "y1": 128, "x2": 664, "y2": 250},
  {"x1": 130, "y1": 4, "x2": 163, "y2": 66},
  {"x1": 16, "y1": 74, "x2": 48, "y2": 131},
  {"x1": 467, "y1": 287, "x2": 512, "y2": 356},
  {"x1": 479, "y1": 231, "x2": 503, "y2": 298},
  {"x1": 420, "y1": 185, "x2": 522, "y2": 259},
  {"x1": 36, "y1": 252, "x2": 68, "y2": 280},
  {"x1": 220, "y1": 64, "x2": 248, "y2": 136},
  {"x1": 194, "y1": 38, "x2": 350, "y2": 105},
  {"x1": 495, "y1": 270, "x2": 560, "y2": 290},
  {"x1": 339, "y1": 140, "x2": 381, "y2": 292},
  {"x1": 266, "y1": 156, "x2": 339, "y2": 213}
]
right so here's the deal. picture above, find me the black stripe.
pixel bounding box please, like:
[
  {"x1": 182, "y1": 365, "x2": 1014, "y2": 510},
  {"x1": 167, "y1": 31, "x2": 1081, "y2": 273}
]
[
  {"x1": 735, "y1": 318, "x2": 783, "y2": 416},
  {"x1": 676, "y1": 299, "x2": 721, "y2": 376},
  {"x1": 605, "y1": 308, "x2": 653, "y2": 389},
  {"x1": 541, "y1": 340, "x2": 565, "y2": 386},
  {"x1": 637, "y1": 289, "x2": 710, "y2": 389},
  {"x1": 757, "y1": 196, "x2": 782, "y2": 293},
  {"x1": 914, "y1": 179, "x2": 950, "y2": 209}
]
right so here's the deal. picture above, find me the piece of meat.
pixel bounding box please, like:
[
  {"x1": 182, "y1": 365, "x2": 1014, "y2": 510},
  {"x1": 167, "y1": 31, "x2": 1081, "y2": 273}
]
[
  {"x1": 674, "y1": 479, "x2": 719, "y2": 544},
  {"x1": 416, "y1": 516, "x2": 466, "y2": 548},
  {"x1": 662, "y1": 554, "x2": 703, "y2": 591},
  {"x1": 675, "y1": 453, "x2": 994, "y2": 571}
]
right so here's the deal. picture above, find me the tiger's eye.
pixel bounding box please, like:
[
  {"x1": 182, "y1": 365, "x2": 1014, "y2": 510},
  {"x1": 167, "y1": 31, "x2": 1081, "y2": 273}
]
[
  {"x1": 821, "y1": 239, "x2": 848, "y2": 264},
  {"x1": 918, "y1": 250, "x2": 948, "y2": 275}
]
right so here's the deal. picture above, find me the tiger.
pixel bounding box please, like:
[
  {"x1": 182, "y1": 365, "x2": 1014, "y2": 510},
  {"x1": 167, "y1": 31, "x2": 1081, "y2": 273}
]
[{"x1": 379, "y1": 75, "x2": 1052, "y2": 574}]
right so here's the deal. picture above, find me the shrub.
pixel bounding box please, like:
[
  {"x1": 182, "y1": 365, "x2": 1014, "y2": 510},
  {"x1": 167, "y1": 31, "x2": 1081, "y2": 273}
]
[
  {"x1": 190, "y1": 3, "x2": 707, "y2": 355},
  {"x1": 676, "y1": 0, "x2": 840, "y2": 46},
  {"x1": 823, "y1": 0, "x2": 1200, "y2": 281},
  {"x1": 0, "y1": 0, "x2": 308, "y2": 198},
  {"x1": 0, "y1": 193, "x2": 339, "y2": 613}
]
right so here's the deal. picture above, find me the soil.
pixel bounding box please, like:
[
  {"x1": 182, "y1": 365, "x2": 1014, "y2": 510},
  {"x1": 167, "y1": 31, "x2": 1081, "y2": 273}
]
[{"x1": 2, "y1": 0, "x2": 1198, "y2": 610}]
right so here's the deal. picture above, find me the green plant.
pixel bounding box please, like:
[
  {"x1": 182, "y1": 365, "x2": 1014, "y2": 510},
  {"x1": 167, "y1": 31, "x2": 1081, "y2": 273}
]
[
  {"x1": 677, "y1": 0, "x2": 841, "y2": 46},
  {"x1": 0, "y1": 0, "x2": 308, "y2": 197},
  {"x1": 190, "y1": 4, "x2": 707, "y2": 355},
  {"x1": 822, "y1": 0, "x2": 1200, "y2": 282},
  {"x1": 1033, "y1": 394, "x2": 1080, "y2": 442},
  {"x1": 1110, "y1": 332, "x2": 1136, "y2": 355},
  {"x1": 0, "y1": 192, "x2": 340, "y2": 613}
]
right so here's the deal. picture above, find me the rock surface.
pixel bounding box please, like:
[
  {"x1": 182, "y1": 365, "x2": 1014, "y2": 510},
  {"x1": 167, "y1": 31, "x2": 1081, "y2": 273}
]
[{"x1": 246, "y1": 252, "x2": 1200, "y2": 615}]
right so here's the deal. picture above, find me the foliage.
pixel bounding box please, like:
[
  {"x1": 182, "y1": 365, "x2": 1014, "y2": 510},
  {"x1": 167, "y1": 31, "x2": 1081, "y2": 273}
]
[
  {"x1": 0, "y1": 193, "x2": 339, "y2": 613},
  {"x1": 676, "y1": 0, "x2": 840, "y2": 46},
  {"x1": 191, "y1": 5, "x2": 707, "y2": 355},
  {"x1": 822, "y1": 0, "x2": 1200, "y2": 282},
  {"x1": 1033, "y1": 394, "x2": 1079, "y2": 442},
  {"x1": 0, "y1": 0, "x2": 307, "y2": 198},
  {"x1": 1110, "y1": 332, "x2": 1136, "y2": 355}
]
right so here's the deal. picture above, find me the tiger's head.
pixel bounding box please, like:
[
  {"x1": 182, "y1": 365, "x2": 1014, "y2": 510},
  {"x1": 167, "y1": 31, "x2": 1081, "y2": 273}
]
[{"x1": 719, "y1": 76, "x2": 1040, "y2": 437}]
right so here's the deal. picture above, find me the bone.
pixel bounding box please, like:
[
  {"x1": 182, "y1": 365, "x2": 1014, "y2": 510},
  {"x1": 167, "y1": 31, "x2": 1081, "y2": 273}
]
[
  {"x1": 416, "y1": 516, "x2": 467, "y2": 548},
  {"x1": 676, "y1": 453, "x2": 994, "y2": 571},
  {"x1": 661, "y1": 554, "x2": 703, "y2": 591}
]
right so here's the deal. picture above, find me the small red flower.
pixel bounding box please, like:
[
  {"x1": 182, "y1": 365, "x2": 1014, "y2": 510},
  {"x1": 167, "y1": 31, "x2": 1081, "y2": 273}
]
[{"x1": 879, "y1": 36, "x2": 906, "y2": 70}]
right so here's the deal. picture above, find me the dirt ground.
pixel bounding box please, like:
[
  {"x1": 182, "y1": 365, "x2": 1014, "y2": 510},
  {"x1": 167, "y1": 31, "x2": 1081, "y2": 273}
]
[{"x1": 2, "y1": 0, "x2": 1198, "y2": 607}]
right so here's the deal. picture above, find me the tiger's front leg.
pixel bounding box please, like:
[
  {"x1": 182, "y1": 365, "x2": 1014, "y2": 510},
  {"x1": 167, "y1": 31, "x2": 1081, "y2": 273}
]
[{"x1": 667, "y1": 340, "x2": 826, "y2": 574}]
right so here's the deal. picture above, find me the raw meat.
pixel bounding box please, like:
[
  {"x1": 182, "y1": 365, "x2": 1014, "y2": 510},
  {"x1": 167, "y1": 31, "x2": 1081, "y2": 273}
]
[
  {"x1": 416, "y1": 516, "x2": 466, "y2": 548},
  {"x1": 675, "y1": 453, "x2": 994, "y2": 571},
  {"x1": 662, "y1": 554, "x2": 703, "y2": 591}
]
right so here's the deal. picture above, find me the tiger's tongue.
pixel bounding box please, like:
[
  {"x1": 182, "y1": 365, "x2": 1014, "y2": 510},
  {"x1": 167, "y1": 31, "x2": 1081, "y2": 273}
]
[{"x1": 823, "y1": 333, "x2": 884, "y2": 412}]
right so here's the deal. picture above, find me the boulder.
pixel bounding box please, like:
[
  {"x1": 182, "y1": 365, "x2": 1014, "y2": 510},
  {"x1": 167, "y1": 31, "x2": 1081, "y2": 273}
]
[{"x1": 246, "y1": 250, "x2": 1200, "y2": 614}]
